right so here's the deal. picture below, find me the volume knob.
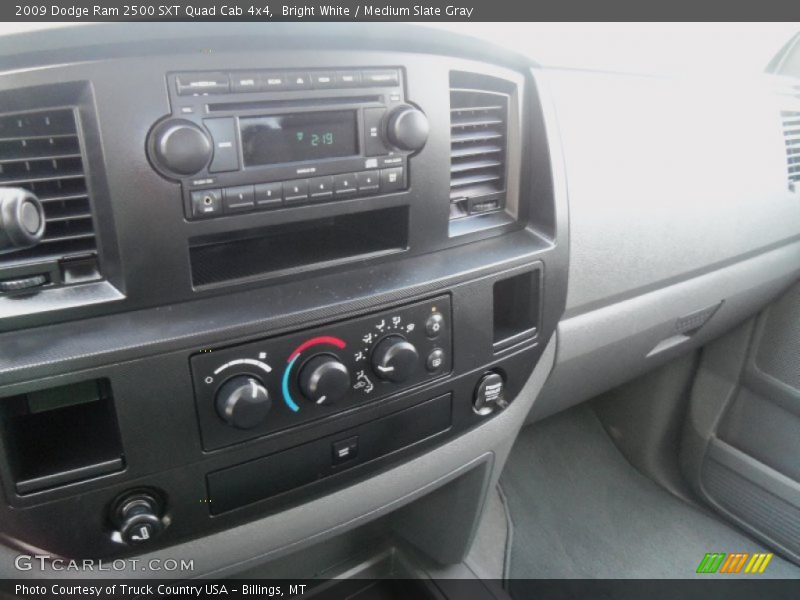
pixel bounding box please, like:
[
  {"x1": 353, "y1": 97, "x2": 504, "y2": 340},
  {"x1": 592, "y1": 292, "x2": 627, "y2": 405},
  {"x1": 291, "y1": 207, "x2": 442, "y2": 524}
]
[
  {"x1": 148, "y1": 119, "x2": 212, "y2": 177},
  {"x1": 386, "y1": 106, "x2": 429, "y2": 152}
]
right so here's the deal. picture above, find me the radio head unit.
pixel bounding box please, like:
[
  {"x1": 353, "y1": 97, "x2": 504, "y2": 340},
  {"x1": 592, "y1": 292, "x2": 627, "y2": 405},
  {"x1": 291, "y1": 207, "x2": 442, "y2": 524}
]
[{"x1": 146, "y1": 68, "x2": 429, "y2": 220}]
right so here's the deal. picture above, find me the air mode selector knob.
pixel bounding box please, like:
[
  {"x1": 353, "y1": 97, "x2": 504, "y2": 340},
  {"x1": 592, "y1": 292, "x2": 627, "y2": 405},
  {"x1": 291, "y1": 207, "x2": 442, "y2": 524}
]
[
  {"x1": 385, "y1": 106, "x2": 429, "y2": 152},
  {"x1": 298, "y1": 354, "x2": 351, "y2": 406},
  {"x1": 215, "y1": 375, "x2": 271, "y2": 429},
  {"x1": 148, "y1": 119, "x2": 212, "y2": 177},
  {"x1": 371, "y1": 335, "x2": 419, "y2": 383}
]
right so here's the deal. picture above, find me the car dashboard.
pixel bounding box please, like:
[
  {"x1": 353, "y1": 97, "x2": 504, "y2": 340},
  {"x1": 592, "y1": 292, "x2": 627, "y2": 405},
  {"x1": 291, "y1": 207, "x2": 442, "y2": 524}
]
[{"x1": 0, "y1": 23, "x2": 797, "y2": 578}]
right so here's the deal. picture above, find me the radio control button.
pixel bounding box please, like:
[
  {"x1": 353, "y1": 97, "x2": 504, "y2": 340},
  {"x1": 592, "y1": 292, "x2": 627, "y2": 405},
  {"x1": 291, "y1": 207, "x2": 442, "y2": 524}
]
[
  {"x1": 336, "y1": 71, "x2": 362, "y2": 87},
  {"x1": 361, "y1": 69, "x2": 400, "y2": 87},
  {"x1": 333, "y1": 174, "x2": 357, "y2": 198},
  {"x1": 230, "y1": 72, "x2": 263, "y2": 93},
  {"x1": 386, "y1": 106, "x2": 429, "y2": 152},
  {"x1": 203, "y1": 118, "x2": 239, "y2": 173},
  {"x1": 311, "y1": 72, "x2": 336, "y2": 88},
  {"x1": 380, "y1": 167, "x2": 405, "y2": 193},
  {"x1": 356, "y1": 171, "x2": 380, "y2": 194},
  {"x1": 254, "y1": 182, "x2": 283, "y2": 208},
  {"x1": 190, "y1": 189, "x2": 223, "y2": 218},
  {"x1": 309, "y1": 176, "x2": 334, "y2": 201},
  {"x1": 262, "y1": 72, "x2": 288, "y2": 90},
  {"x1": 286, "y1": 73, "x2": 312, "y2": 90},
  {"x1": 149, "y1": 119, "x2": 212, "y2": 177},
  {"x1": 223, "y1": 186, "x2": 255, "y2": 213},
  {"x1": 363, "y1": 107, "x2": 388, "y2": 157},
  {"x1": 176, "y1": 72, "x2": 230, "y2": 96},
  {"x1": 283, "y1": 179, "x2": 309, "y2": 203}
]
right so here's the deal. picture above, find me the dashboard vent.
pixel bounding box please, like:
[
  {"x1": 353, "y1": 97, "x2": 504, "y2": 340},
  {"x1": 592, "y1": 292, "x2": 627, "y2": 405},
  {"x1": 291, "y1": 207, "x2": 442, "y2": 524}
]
[
  {"x1": 449, "y1": 78, "x2": 508, "y2": 220},
  {"x1": 0, "y1": 107, "x2": 96, "y2": 266},
  {"x1": 781, "y1": 110, "x2": 800, "y2": 191}
]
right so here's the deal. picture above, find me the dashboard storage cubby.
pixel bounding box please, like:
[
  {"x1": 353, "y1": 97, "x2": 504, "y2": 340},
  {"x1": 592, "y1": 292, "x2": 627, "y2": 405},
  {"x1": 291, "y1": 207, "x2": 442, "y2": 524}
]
[
  {"x1": 0, "y1": 379, "x2": 124, "y2": 494},
  {"x1": 493, "y1": 269, "x2": 540, "y2": 350},
  {"x1": 189, "y1": 206, "x2": 409, "y2": 287}
]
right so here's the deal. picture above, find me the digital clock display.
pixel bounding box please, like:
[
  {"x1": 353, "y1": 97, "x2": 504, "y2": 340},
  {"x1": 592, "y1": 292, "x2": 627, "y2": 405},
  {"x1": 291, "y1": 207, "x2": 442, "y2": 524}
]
[{"x1": 240, "y1": 110, "x2": 358, "y2": 166}]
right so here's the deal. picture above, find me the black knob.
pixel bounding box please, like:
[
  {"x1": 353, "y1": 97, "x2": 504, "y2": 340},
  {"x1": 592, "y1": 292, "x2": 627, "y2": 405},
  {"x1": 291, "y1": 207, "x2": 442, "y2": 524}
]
[
  {"x1": 371, "y1": 335, "x2": 419, "y2": 383},
  {"x1": 148, "y1": 118, "x2": 212, "y2": 177},
  {"x1": 298, "y1": 354, "x2": 351, "y2": 406},
  {"x1": 215, "y1": 375, "x2": 271, "y2": 429},
  {"x1": 112, "y1": 492, "x2": 164, "y2": 546},
  {"x1": 0, "y1": 187, "x2": 45, "y2": 254},
  {"x1": 386, "y1": 106, "x2": 429, "y2": 152}
]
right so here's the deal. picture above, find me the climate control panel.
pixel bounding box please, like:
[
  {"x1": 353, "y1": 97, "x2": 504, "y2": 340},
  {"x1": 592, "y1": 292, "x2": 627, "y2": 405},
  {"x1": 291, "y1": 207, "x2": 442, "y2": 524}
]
[{"x1": 191, "y1": 296, "x2": 452, "y2": 450}]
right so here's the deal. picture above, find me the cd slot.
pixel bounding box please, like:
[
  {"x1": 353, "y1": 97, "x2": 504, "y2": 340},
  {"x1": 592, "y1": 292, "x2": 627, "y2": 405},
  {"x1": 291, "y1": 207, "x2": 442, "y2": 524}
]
[{"x1": 207, "y1": 95, "x2": 381, "y2": 113}]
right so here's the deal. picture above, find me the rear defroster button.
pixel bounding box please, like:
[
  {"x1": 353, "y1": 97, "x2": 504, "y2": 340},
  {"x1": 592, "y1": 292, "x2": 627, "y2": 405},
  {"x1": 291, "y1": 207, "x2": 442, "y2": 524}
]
[{"x1": 426, "y1": 348, "x2": 445, "y2": 372}]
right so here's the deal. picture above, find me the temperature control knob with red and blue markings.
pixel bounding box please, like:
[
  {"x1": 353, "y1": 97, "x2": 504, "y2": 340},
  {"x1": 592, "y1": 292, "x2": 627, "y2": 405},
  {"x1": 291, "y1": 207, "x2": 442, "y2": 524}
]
[
  {"x1": 298, "y1": 354, "x2": 351, "y2": 406},
  {"x1": 282, "y1": 336, "x2": 348, "y2": 412}
]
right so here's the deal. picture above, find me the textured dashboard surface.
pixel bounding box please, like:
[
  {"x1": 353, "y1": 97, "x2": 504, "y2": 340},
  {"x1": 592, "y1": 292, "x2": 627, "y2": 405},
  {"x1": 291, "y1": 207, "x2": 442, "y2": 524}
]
[{"x1": 545, "y1": 69, "x2": 800, "y2": 317}]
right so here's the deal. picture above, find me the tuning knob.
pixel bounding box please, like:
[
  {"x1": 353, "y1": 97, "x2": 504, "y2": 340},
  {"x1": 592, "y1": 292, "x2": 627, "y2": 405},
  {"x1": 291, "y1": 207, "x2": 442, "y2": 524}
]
[
  {"x1": 0, "y1": 187, "x2": 45, "y2": 254},
  {"x1": 215, "y1": 375, "x2": 271, "y2": 429},
  {"x1": 298, "y1": 354, "x2": 351, "y2": 406},
  {"x1": 148, "y1": 119, "x2": 212, "y2": 177},
  {"x1": 386, "y1": 105, "x2": 429, "y2": 152},
  {"x1": 371, "y1": 335, "x2": 419, "y2": 383}
]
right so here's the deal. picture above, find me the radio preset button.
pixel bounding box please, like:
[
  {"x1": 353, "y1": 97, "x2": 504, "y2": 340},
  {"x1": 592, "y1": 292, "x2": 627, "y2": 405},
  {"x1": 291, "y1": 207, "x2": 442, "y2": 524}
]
[
  {"x1": 203, "y1": 118, "x2": 239, "y2": 173},
  {"x1": 356, "y1": 171, "x2": 380, "y2": 193},
  {"x1": 254, "y1": 182, "x2": 283, "y2": 208},
  {"x1": 363, "y1": 107, "x2": 388, "y2": 157},
  {"x1": 361, "y1": 69, "x2": 400, "y2": 86},
  {"x1": 262, "y1": 72, "x2": 288, "y2": 90},
  {"x1": 311, "y1": 72, "x2": 336, "y2": 88},
  {"x1": 286, "y1": 73, "x2": 312, "y2": 90},
  {"x1": 284, "y1": 179, "x2": 309, "y2": 203},
  {"x1": 309, "y1": 176, "x2": 334, "y2": 201},
  {"x1": 190, "y1": 189, "x2": 223, "y2": 218},
  {"x1": 380, "y1": 167, "x2": 405, "y2": 193},
  {"x1": 336, "y1": 70, "x2": 361, "y2": 87},
  {"x1": 223, "y1": 186, "x2": 255, "y2": 213},
  {"x1": 176, "y1": 72, "x2": 230, "y2": 96},
  {"x1": 231, "y1": 72, "x2": 263, "y2": 93},
  {"x1": 333, "y1": 174, "x2": 357, "y2": 198}
]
